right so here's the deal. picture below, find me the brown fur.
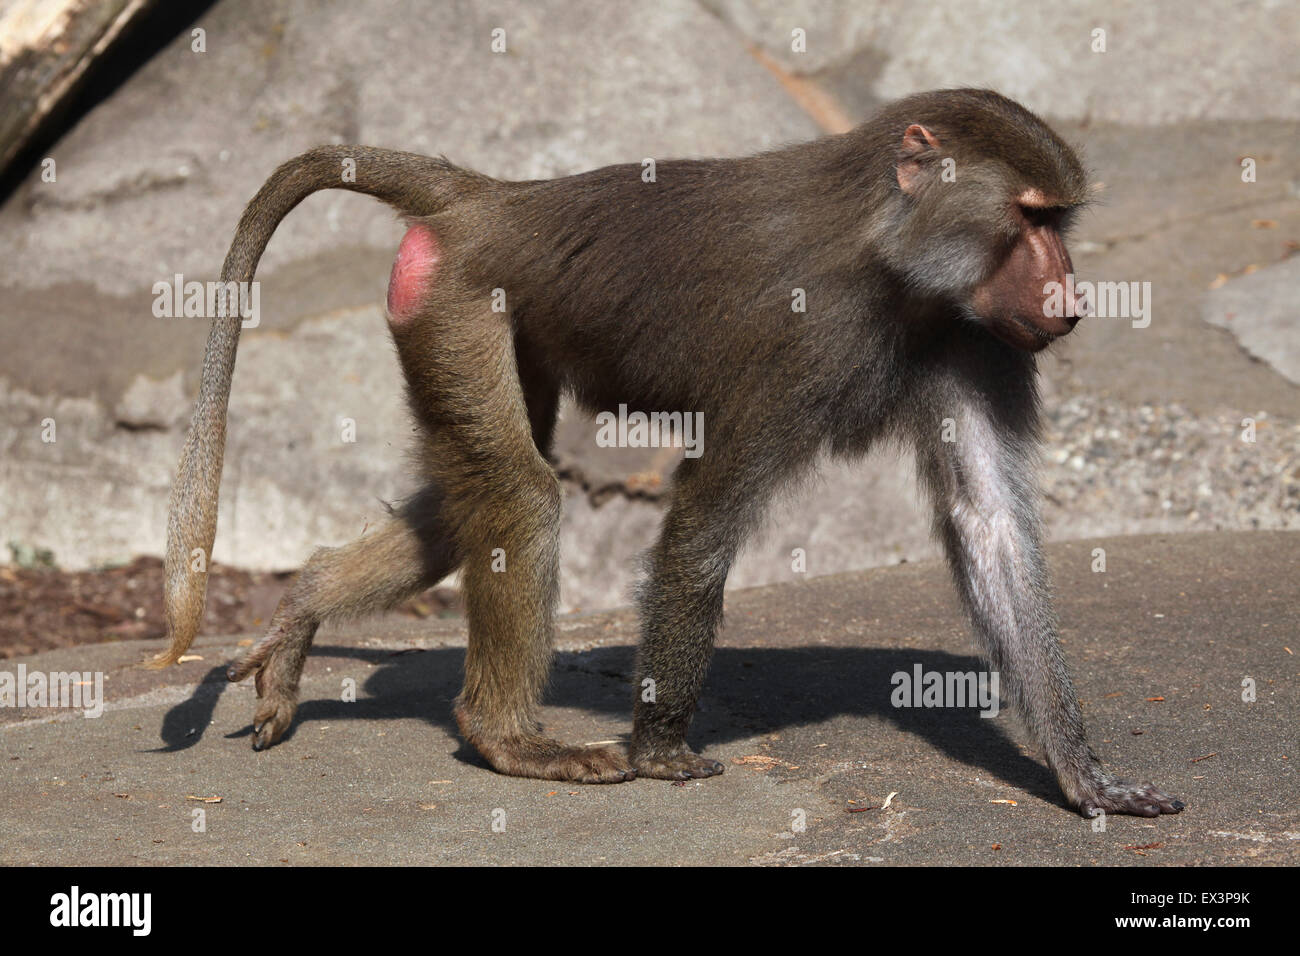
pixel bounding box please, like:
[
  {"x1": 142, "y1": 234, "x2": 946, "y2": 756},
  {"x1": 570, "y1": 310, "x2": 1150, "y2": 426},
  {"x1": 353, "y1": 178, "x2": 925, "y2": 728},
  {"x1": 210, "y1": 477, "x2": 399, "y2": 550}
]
[{"x1": 155, "y1": 90, "x2": 1182, "y2": 815}]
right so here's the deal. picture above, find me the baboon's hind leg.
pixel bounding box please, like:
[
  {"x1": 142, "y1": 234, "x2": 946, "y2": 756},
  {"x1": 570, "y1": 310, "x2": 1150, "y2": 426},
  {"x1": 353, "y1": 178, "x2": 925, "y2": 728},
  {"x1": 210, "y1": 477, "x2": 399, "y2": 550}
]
[
  {"x1": 231, "y1": 484, "x2": 458, "y2": 750},
  {"x1": 413, "y1": 304, "x2": 633, "y2": 783},
  {"x1": 233, "y1": 328, "x2": 564, "y2": 754}
]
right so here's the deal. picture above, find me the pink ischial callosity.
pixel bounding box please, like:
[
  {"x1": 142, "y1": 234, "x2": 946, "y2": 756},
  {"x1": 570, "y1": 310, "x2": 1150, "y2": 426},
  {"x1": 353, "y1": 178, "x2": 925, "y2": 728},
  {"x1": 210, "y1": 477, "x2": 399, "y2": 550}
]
[{"x1": 387, "y1": 223, "x2": 440, "y2": 324}]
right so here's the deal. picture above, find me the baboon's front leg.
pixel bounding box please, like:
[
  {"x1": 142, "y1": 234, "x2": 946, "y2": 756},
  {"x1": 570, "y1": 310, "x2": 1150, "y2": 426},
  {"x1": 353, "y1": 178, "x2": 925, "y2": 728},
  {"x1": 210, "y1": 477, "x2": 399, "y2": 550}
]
[
  {"x1": 629, "y1": 448, "x2": 790, "y2": 780},
  {"x1": 916, "y1": 400, "x2": 1184, "y2": 817}
]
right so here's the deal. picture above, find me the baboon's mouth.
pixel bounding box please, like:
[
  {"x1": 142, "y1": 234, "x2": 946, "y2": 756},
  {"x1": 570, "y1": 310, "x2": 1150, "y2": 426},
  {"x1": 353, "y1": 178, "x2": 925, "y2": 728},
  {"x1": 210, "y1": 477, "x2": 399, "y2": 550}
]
[
  {"x1": 990, "y1": 313, "x2": 1063, "y2": 352},
  {"x1": 1016, "y1": 316, "x2": 1063, "y2": 341}
]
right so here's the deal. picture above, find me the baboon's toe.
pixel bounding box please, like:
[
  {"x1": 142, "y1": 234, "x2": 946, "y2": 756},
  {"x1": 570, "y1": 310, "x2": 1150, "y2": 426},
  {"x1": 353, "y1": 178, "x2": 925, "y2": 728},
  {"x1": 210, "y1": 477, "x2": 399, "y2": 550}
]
[{"x1": 563, "y1": 745, "x2": 638, "y2": 784}]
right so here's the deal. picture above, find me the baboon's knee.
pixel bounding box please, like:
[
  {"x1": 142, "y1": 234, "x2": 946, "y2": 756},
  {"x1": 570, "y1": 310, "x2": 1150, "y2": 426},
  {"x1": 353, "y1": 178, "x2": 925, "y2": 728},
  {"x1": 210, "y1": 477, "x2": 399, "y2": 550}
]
[
  {"x1": 470, "y1": 463, "x2": 562, "y2": 542},
  {"x1": 525, "y1": 468, "x2": 563, "y2": 529}
]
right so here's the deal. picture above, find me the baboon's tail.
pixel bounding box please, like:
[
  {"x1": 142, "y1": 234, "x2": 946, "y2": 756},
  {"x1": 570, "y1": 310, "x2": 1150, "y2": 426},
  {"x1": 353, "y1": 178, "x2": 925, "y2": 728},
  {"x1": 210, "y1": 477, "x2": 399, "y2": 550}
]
[{"x1": 148, "y1": 146, "x2": 478, "y2": 669}]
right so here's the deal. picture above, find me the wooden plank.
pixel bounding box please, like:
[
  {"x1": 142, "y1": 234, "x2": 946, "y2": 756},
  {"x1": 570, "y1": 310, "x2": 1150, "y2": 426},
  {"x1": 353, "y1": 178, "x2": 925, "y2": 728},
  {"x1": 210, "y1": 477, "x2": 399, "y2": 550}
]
[{"x1": 0, "y1": 0, "x2": 158, "y2": 175}]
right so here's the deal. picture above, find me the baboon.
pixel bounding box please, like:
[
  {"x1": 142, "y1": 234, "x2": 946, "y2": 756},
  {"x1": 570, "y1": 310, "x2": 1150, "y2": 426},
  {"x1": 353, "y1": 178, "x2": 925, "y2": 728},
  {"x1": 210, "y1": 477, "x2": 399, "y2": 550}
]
[{"x1": 153, "y1": 89, "x2": 1183, "y2": 817}]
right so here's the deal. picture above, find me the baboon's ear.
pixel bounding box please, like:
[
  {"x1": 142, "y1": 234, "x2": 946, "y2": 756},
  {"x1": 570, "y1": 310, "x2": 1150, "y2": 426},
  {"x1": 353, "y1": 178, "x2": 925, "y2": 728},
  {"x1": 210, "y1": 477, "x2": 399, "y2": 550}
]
[{"x1": 897, "y1": 124, "x2": 941, "y2": 194}]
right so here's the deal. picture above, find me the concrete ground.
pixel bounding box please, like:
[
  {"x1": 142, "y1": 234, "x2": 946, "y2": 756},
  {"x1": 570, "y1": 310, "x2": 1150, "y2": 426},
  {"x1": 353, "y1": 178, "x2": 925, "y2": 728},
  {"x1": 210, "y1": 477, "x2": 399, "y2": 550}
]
[{"x1": 2, "y1": 531, "x2": 1295, "y2": 866}]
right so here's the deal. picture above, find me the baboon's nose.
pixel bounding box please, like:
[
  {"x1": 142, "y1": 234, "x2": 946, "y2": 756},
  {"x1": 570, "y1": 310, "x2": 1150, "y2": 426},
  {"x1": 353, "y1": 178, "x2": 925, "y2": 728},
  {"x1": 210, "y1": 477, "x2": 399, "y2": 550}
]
[{"x1": 1065, "y1": 286, "x2": 1090, "y2": 326}]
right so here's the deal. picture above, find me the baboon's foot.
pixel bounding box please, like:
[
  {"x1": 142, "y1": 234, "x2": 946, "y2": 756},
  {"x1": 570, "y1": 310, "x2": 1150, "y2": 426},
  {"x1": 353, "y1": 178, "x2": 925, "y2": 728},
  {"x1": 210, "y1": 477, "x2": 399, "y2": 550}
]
[
  {"x1": 473, "y1": 734, "x2": 637, "y2": 783},
  {"x1": 227, "y1": 622, "x2": 310, "y2": 751},
  {"x1": 1076, "y1": 775, "x2": 1185, "y2": 818},
  {"x1": 248, "y1": 685, "x2": 298, "y2": 751},
  {"x1": 631, "y1": 745, "x2": 725, "y2": 781},
  {"x1": 454, "y1": 703, "x2": 635, "y2": 783},
  {"x1": 227, "y1": 649, "x2": 301, "y2": 751}
]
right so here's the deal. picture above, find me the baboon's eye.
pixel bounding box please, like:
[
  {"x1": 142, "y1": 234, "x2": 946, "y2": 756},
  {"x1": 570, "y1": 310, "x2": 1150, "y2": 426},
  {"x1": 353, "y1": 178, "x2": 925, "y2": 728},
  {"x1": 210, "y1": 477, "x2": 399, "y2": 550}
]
[{"x1": 1018, "y1": 204, "x2": 1066, "y2": 229}]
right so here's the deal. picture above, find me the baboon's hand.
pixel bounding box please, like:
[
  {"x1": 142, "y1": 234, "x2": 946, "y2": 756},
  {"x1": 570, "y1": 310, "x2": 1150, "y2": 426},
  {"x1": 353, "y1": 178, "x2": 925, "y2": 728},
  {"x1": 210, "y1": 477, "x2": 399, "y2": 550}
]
[{"x1": 1078, "y1": 776, "x2": 1185, "y2": 818}]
